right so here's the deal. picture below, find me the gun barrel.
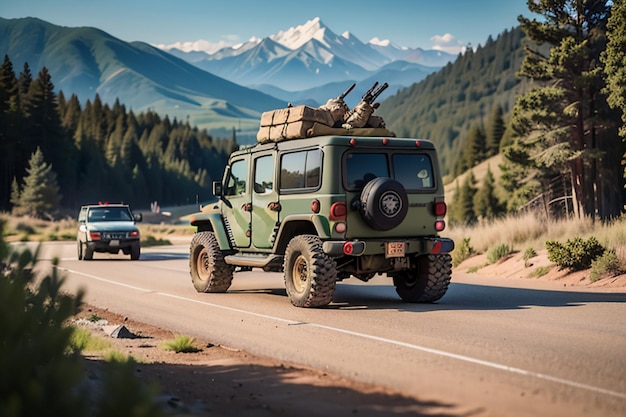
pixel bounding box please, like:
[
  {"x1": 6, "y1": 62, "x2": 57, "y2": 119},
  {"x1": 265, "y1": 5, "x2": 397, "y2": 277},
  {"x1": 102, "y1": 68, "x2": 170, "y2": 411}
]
[
  {"x1": 362, "y1": 82, "x2": 379, "y2": 100},
  {"x1": 370, "y1": 82, "x2": 389, "y2": 102},
  {"x1": 339, "y1": 83, "x2": 356, "y2": 100}
]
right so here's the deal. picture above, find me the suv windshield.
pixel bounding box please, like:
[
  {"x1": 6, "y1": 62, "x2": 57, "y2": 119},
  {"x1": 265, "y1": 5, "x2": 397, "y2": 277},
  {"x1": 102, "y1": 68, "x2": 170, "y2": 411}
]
[
  {"x1": 88, "y1": 207, "x2": 132, "y2": 221},
  {"x1": 344, "y1": 152, "x2": 435, "y2": 191}
]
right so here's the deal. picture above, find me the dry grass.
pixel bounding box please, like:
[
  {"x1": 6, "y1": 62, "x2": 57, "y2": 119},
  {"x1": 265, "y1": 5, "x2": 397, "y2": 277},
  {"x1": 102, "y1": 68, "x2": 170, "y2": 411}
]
[
  {"x1": 1, "y1": 212, "x2": 195, "y2": 243},
  {"x1": 447, "y1": 212, "x2": 626, "y2": 261}
]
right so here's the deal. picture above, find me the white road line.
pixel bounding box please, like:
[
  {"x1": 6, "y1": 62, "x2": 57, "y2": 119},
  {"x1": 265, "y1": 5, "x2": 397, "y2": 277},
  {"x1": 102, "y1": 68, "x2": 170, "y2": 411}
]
[{"x1": 60, "y1": 266, "x2": 626, "y2": 401}]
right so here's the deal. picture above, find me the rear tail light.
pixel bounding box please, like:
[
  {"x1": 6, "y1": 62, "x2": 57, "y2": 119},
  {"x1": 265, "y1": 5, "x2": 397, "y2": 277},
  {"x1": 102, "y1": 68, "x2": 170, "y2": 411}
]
[
  {"x1": 330, "y1": 202, "x2": 347, "y2": 220},
  {"x1": 435, "y1": 220, "x2": 446, "y2": 232},
  {"x1": 89, "y1": 232, "x2": 101, "y2": 241},
  {"x1": 434, "y1": 202, "x2": 447, "y2": 217},
  {"x1": 130, "y1": 230, "x2": 139, "y2": 237}
]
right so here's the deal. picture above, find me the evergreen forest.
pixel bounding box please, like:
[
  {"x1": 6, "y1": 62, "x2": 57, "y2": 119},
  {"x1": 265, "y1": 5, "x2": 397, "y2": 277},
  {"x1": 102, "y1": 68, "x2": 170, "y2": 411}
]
[
  {"x1": 1, "y1": 0, "x2": 624, "y2": 224},
  {"x1": 381, "y1": 1, "x2": 625, "y2": 222},
  {"x1": 0, "y1": 56, "x2": 237, "y2": 217}
]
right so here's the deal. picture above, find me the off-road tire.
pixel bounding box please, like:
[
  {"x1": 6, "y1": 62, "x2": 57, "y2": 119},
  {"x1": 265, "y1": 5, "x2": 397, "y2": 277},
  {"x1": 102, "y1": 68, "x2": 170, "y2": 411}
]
[
  {"x1": 189, "y1": 231, "x2": 233, "y2": 293},
  {"x1": 393, "y1": 254, "x2": 452, "y2": 302},
  {"x1": 77, "y1": 240, "x2": 84, "y2": 260},
  {"x1": 130, "y1": 243, "x2": 141, "y2": 260},
  {"x1": 360, "y1": 177, "x2": 408, "y2": 231},
  {"x1": 284, "y1": 234, "x2": 337, "y2": 307}
]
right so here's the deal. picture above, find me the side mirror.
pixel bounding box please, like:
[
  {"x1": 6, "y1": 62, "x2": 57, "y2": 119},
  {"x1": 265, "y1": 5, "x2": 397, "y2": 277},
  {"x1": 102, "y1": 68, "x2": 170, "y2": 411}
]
[
  {"x1": 212, "y1": 181, "x2": 222, "y2": 197},
  {"x1": 133, "y1": 213, "x2": 143, "y2": 222}
]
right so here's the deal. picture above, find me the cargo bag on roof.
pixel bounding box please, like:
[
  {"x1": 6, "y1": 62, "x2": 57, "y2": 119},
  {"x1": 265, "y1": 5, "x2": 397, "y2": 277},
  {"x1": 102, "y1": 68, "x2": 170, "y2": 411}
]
[{"x1": 257, "y1": 105, "x2": 335, "y2": 143}]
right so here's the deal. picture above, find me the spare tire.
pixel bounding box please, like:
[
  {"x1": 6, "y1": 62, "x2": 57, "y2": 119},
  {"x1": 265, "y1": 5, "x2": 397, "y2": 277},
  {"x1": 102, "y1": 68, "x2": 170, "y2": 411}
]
[{"x1": 360, "y1": 177, "x2": 408, "y2": 231}]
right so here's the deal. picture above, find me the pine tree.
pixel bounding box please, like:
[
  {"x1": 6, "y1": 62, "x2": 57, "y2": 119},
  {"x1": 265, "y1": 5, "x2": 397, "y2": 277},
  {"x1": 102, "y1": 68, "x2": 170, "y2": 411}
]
[
  {"x1": 503, "y1": 0, "x2": 622, "y2": 218},
  {"x1": 13, "y1": 147, "x2": 61, "y2": 219},
  {"x1": 486, "y1": 105, "x2": 505, "y2": 156},
  {"x1": 0, "y1": 55, "x2": 21, "y2": 210},
  {"x1": 449, "y1": 173, "x2": 477, "y2": 226},
  {"x1": 473, "y1": 166, "x2": 504, "y2": 220},
  {"x1": 601, "y1": 0, "x2": 626, "y2": 182},
  {"x1": 455, "y1": 124, "x2": 486, "y2": 176}
]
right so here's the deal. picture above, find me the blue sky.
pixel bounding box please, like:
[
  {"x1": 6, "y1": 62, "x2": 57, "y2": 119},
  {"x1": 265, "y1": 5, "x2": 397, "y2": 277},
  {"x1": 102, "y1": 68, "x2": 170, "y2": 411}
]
[{"x1": 1, "y1": 0, "x2": 531, "y2": 53}]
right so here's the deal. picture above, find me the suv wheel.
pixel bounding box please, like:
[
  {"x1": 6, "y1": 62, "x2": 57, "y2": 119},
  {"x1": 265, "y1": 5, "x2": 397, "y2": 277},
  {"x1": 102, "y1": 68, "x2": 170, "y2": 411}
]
[
  {"x1": 189, "y1": 232, "x2": 234, "y2": 292},
  {"x1": 284, "y1": 235, "x2": 337, "y2": 307},
  {"x1": 77, "y1": 240, "x2": 84, "y2": 260},
  {"x1": 393, "y1": 254, "x2": 452, "y2": 302},
  {"x1": 360, "y1": 177, "x2": 408, "y2": 231},
  {"x1": 130, "y1": 243, "x2": 141, "y2": 260},
  {"x1": 84, "y1": 245, "x2": 94, "y2": 261}
]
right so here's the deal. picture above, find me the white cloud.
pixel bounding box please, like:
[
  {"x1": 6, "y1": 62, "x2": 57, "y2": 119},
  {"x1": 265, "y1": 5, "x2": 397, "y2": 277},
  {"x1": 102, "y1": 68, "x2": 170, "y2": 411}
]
[
  {"x1": 156, "y1": 34, "x2": 240, "y2": 54},
  {"x1": 430, "y1": 33, "x2": 467, "y2": 55}
]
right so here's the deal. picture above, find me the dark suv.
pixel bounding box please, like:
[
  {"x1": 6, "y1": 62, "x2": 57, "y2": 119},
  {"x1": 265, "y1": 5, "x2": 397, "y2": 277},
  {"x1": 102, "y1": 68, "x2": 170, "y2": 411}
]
[
  {"x1": 189, "y1": 134, "x2": 454, "y2": 307},
  {"x1": 77, "y1": 203, "x2": 142, "y2": 260}
]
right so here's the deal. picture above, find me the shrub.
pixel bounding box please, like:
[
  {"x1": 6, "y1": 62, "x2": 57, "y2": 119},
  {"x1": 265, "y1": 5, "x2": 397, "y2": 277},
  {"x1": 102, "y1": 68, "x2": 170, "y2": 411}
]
[
  {"x1": 546, "y1": 236, "x2": 605, "y2": 271},
  {"x1": 452, "y1": 237, "x2": 475, "y2": 267},
  {"x1": 487, "y1": 243, "x2": 513, "y2": 264},
  {"x1": 523, "y1": 247, "x2": 537, "y2": 261},
  {"x1": 523, "y1": 247, "x2": 537, "y2": 267},
  {"x1": 590, "y1": 249, "x2": 623, "y2": 282},
  {"x1": 0, "y1": 219, "x2": 167, "y2": 417},
  {"x1": 528, "y1": 266, "x2": 552, "y2": 278},
  {"x1": 163, "y1": 335, "x2": 202, "y2": 353}
]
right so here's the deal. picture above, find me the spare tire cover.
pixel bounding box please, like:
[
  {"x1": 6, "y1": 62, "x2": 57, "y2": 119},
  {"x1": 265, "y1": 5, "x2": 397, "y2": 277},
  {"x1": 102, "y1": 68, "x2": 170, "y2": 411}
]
[{"x1": 359, "y1": 177, "x2": 408, "y2": 231}]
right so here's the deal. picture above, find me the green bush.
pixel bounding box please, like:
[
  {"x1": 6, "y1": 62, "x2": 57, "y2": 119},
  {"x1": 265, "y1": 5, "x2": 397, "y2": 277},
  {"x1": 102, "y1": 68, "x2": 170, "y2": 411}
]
[
  {"x1": 528, "y1": 266, "x2": 552, "y2": 278},
  {"x1": 487, "y1": 243, "x2": 513, "y2": 264},
  {"x1": 163, "y1": 335, "x2": 202, "y2": 353},
  {"x1": 590, "y1": 249, "x2": 622, "y2": 282},
  {"x1": 523, "y1": 247, "x2": 537, "y2": 267},
  {"x1": 546, "y1": 236, "x2": 606, "y2": 271},
  {"x1": 0, "y1": 219, "x2": 167, "y2": 417},
  {"x1": 452, "y1": 237, "x2": 475, "y2": 267}
]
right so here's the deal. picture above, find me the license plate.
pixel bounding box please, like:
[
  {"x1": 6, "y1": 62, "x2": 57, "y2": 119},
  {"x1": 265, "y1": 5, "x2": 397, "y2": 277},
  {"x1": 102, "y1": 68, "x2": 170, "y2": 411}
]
[
  {"x1": 385, "y1": 241, "x2": 405, "y2": 258},
  {"x1": 110, "y1": 240, "x2": 119, "y2": 246}
]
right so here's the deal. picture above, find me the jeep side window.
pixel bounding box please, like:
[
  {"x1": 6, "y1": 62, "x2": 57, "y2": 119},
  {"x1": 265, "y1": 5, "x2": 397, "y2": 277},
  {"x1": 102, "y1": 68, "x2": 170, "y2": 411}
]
[
  {"x1": 254, "y1": 155, "x2": 274, "y2": 194},
  {"x1": 345, "y1": 153, "x2": 389, "y2": 190},
  {"x1": 280, "y1": 149, "x2": 322, "y2": 191},
  {"x1": 225, "y1": 159, "x2": 248, "y2": 196},
  {"x1": 393, "y1": 154, "x2": 435, "y2": 190}
]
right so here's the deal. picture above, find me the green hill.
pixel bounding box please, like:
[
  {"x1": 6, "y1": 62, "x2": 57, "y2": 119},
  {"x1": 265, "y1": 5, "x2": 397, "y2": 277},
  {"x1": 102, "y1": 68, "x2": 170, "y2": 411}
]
[
  {"x1": 0, "y1": 17, "x2": 284, "y2": 137},
  {"x1": 378, "y1": 27, "x2": 530, "y2": 176}
]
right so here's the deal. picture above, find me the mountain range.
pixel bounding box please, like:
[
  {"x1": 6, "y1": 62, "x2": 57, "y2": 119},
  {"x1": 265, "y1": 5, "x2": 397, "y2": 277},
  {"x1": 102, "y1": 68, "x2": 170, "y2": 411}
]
[
  {"x1": 0, "y1": 16, "x2": 455, "y2": 140},
  {"x1": 162, "y1": 17, "x2": 454, "y2": 104}
]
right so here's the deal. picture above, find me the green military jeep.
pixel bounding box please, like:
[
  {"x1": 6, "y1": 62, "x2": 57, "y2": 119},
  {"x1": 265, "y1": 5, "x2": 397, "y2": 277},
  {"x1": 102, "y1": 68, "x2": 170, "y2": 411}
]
[{"x1": 188, "y1": 133, "x2": 454, "y2": 308}]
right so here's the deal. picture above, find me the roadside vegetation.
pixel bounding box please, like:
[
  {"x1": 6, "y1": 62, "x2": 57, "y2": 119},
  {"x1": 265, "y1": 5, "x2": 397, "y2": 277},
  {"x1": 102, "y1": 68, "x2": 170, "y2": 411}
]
[
  {"x1": 0, "y1": 212, "x2": 193, "y2": 244},
  {"x1": 0, "y1": 219, "x2": 168, "y2": 417},
  {"x1": 448, "y1": 212, "x2": 626, "y2": 280},
  {"x1": 163, "y1": 335, "x2": 203, "y2": 354}
]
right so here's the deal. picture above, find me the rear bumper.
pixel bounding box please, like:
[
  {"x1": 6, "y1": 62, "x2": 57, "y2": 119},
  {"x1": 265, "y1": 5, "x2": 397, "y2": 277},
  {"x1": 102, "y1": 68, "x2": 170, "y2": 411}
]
[{"x1": 323, "y1": 237, "x2": 454, "y2": 257}]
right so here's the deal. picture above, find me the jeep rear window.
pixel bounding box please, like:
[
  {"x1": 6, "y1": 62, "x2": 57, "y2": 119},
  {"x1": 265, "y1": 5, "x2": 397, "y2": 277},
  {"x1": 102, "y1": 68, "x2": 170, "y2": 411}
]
[
  {"x1": 345, "y1": 152, "x2": 435, "y2": 191},
  {"x1": 345, "y1": 153, "x2": 389, "y2": 189},
  {"x1": 393, "y1": 154, "x2": 435, "y2": 190},
  {"x1": 280, "y1": 149, "x2": 322, "y2": 191}
]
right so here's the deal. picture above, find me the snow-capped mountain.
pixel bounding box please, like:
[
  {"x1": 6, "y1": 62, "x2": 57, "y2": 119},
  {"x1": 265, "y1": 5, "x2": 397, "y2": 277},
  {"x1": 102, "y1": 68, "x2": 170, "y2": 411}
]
[{"x1": 161, "y1": 17, "x2": 455, "y2": 92}]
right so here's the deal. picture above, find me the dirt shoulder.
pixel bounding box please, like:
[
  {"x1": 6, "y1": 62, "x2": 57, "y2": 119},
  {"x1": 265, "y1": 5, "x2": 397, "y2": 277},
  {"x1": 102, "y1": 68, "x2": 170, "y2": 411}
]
[
  {"x1": 74, "y1": 305, "x2": 465, "y2": 417},
  {"x1": 455, "y1": 248, "x2": 626, "y2": 290}
]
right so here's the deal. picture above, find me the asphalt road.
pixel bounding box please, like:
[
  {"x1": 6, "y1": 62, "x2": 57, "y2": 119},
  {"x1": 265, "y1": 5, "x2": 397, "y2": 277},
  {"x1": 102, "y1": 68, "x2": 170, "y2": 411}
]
[{"x1": 25, "y1": 242, "x2": 626, "y2": 417}]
